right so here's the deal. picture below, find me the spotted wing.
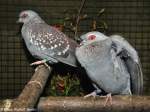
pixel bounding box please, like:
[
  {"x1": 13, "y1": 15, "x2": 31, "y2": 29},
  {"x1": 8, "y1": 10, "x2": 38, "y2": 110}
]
[{"x1": 28, "y1": 23, "x2": 78, "y2": 67}]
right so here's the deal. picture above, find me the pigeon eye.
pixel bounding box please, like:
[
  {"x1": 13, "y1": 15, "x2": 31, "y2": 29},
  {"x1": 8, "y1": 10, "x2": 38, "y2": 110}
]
[
  {"x1": 20, "y1": 13, "x2": 28, "y2": 18},
  {"x1": 88, "y1": 35, "x2": 96, "y2": 40}
]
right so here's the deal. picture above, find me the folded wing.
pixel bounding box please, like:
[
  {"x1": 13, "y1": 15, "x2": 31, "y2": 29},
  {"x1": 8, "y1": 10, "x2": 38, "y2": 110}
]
[{"x1": 110, "y1": 35, "x2": 143, "y2": 94}]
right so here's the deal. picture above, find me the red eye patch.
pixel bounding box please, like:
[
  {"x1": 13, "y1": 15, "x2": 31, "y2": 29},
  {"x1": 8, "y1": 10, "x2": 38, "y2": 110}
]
[
  {"x1": 88, "y1": 35, "x2": 96, "y2": 40},
  {"x1": 20, "y1": 13, "x2": 28, "y2": 18}
]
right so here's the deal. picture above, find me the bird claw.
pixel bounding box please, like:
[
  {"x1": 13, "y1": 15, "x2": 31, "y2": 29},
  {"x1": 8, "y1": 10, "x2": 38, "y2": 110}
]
[
  {"x1": 100, "y1": 93, "x2": 112, "y2": 106},
  {"x1": 84, "y1": 92, "x2": 113, "y2": 106},
  {"x1": 34, "y1": 65, "x2": 44, "y2": 72},
  {"x1": 43, "y1": 63, "x2": 51, "y2": 71},
  {"x1": 34, "y1": 63, "x2": 51, "y2": 72},
  {"x1": 31, "y1": 59, "x2": 51, "y2": 72},
  {"x1": 30, "y1": 60, "x2": 44, "y2": 66},
  {"x1": 84, "y1": 91, "x2": 97, "y2": 99}
]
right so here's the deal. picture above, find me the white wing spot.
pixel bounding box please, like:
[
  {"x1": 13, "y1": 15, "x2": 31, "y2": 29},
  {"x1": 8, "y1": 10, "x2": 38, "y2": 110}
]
[
  {"x1": 63, "y1": 44, "x2": 70, "y2": 54},
  {"x1": 36, "y1": 39, "x2": 40, "y2": 42},
  {"x1": 54, "y1": 44, "x2": 58, "y2": 48},
  {"x1": 48, "y1": 33, "x2": 52, "y2": 36},
  {"x1": 33, "y1": 40, "x2": 38, "y2": 45},
  {"x1": 30, "y1": 38, "x2": 33, "y2": 43},
  {"x1": 53, "y1": 39, "x2": 57, "y2": 42},
  {"x1": 46, "y1": 36, "x2": 49, "y2": 39},
  {"x1": 43, "y1": 40, "x2": 46, "y2": 43},
  {"x1": 61, "y1": 41, "x2": 64, "y2": 44},
  {"x1": 45, "y1": 34, "x2": 48, "y2": 37},
  {"x1": 63, "y1": 49, "x2": 67, "y2": 54},
  {"x1": 57, "y1": 52, "x2": 62, "y2": 55},
  {"x1": 32, "y1": 35, "x2": 36, "y2": 38},
  {"x1": 63, "y1": 46, "x2": 69, "y2": 54},
  {"x1": 38, "y1": 34, "x2": 42, "y2": 37},
  {"x1": 41, "y1": 45, "x2": 46, "y2": 50},
  {"x1": 50, "y1": 46, "x2": 54, "y2": 50},
  {"x1": 67, "y1": 44, "x2": 70, "y2": 49},
  {"x1": 58, "y1": 43, "x2": 61, "y2": 46}
]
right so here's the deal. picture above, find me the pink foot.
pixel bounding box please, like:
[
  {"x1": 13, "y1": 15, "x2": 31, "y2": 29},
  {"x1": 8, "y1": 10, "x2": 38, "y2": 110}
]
[
  {"x1": 84, "y1": 91, "x2": 97, "y2": 99},
  {"x1": 100, "y1": 93, "x2": 112, "y2": 106},
  {"x1": 30, "y1": 59, "x2": 50, "y2": 71},
  {"x1": 30, "y1": 60, "x2": 46, "y2": 66}
]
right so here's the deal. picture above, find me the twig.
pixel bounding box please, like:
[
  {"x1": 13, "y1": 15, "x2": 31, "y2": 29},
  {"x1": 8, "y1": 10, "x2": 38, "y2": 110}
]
[{"x1": 74, "y1": 0, "x2": 86, "y2": 40}]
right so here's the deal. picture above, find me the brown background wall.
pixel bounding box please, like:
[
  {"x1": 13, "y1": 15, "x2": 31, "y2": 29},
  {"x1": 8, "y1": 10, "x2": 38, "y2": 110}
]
[{"x1": 0, "y1": 0, "x2": 150, "y2": 99}]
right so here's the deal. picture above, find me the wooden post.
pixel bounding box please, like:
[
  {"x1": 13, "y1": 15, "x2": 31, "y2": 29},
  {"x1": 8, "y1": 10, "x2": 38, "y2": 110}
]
[
  {"x1": 38, "y1": 96, "x2": 150, "y2": 112},
  {"x1": 9, "y1": 65, "x2": 52, "y2": 111}
]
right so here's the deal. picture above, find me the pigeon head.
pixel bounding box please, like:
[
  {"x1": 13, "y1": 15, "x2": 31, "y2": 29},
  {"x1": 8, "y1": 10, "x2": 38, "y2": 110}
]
[
  {"x1": 17, "y1": 10, "x2": 41, "y2": 24},
  {"x1": 80, "y1": 31, "x2": 108, "y2": 45}
]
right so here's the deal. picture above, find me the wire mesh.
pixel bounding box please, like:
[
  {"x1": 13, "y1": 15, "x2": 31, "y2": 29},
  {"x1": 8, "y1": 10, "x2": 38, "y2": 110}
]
[{"x1": 0, "y1": 0, "x2": 150, "y2": 99}]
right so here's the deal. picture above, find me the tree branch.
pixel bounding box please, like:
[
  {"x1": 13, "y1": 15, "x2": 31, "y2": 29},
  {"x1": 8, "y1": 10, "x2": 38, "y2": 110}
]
[
  {"x1": 38, "y1": 96, "x2": 150, "y2": 112},
  {"x1": 10, "y1": 65, "x2": 52, "y2": 111}
]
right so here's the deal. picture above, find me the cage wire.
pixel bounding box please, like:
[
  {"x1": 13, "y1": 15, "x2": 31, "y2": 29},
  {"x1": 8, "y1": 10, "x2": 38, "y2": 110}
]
[{"x1": 0, "y1": 0, "x2": 150, "y2": 99}]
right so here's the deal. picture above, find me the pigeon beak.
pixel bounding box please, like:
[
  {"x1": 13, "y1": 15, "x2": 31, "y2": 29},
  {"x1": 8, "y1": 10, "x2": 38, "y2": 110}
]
[{"x1": 79, "y1": 40, "x2": 85, "y2": 46}]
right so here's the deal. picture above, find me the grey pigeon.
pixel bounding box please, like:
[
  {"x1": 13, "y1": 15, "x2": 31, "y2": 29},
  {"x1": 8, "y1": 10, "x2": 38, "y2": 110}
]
[
  {"x1": 17, "y1": 10, "x2": 78, "y2": 67},
  {"x1": 76, "y1": 31, "x2": 143, "y2": 104}
]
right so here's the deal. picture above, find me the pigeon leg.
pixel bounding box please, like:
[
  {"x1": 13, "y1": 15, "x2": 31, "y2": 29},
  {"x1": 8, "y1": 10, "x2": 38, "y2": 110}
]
[
  {"x1": 84, "y1": 91, "x2": 112, "y2": 106},
  {"x1": 34, "y1": 62, "x2": 51, "y2": 72},
  {"x1": 100, "y1": 93, "x2": 112, "y2": 106},
  {"x1": 30, "y1": 59, "x2": 51, "y2": 71},
  {"x1": 30, "y1": 59, "x2": 47, "y2": 66},
  {"x1": 84, "y1": 91, "x2": 97, "y2": 99},
  {"x1": 84, "y1": 89, "x2": 101, "y2": 99}
]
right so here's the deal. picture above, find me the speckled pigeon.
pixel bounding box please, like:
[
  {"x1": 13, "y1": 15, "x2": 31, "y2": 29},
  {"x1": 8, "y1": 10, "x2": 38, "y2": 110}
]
[
  {"x1": 17, "y1": 10, "x2": 78, "y2": 67},
  {"x1": 76, "y1": 31, "x2": 143, "y2": 105}
]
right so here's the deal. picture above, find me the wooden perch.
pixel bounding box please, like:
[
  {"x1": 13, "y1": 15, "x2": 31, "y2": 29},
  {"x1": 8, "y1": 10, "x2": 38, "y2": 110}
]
[
  {"x1": 10, "y1": 65, "x2": 52, "y2": 111},
  {"x1": 38, "y1": 96, "x2": 150, "y2": 112}
]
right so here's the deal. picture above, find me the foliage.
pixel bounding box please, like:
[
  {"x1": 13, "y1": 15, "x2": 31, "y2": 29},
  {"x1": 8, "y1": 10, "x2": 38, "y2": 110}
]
[
  {"x1": 44, "y1": 72, "x2": 84, "y2": 96},
  {"x1": 62, "y1": 8, "x2": 108, "y2": 37},
  {"x1": 52, "y1": 8, "x2": 108, "y2": 41}
]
